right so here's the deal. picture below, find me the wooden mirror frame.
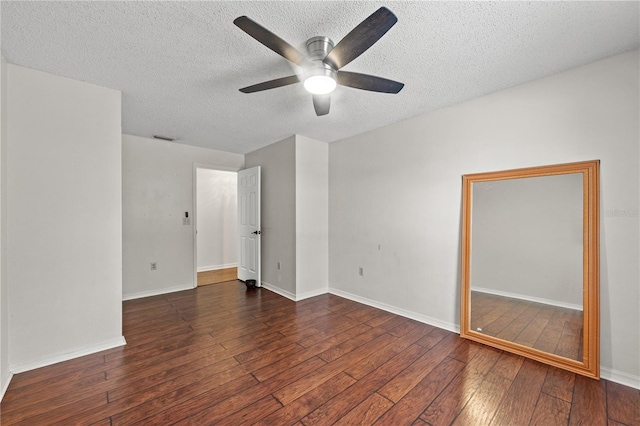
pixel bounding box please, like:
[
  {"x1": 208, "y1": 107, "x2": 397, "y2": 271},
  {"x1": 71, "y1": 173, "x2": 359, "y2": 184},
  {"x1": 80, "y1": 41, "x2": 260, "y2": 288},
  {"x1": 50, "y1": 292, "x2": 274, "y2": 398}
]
[{"x1": 460, "y1": 160, "x2": 599, "y2": 379}]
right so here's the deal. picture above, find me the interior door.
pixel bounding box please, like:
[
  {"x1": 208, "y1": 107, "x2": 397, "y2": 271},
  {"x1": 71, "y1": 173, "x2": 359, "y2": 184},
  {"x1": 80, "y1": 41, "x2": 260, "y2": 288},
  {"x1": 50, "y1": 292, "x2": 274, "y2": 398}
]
[{"x1": 237, "y1": 166, "x2": 261, "y2": 285}]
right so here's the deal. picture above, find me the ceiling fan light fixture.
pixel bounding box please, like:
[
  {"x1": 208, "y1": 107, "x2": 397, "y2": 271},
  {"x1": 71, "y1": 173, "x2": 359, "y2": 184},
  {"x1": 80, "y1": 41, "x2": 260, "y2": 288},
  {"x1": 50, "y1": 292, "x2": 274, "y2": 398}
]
[
  {"x1": 303, "y1": 66, "x2": 337, "y2": 95},
  {"x1": 304, "y1": 74, "x2": 336, "y2": 95}
]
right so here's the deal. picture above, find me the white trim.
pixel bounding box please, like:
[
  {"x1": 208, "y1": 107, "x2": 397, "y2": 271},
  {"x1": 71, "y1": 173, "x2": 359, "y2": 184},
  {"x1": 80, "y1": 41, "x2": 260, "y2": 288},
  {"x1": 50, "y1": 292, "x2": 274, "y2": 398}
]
[
  {"x1": 261, "y1": 283, "x2": 459, "y2": 332},
  {"x1": 472, "y1": 286, "x2": 583, "y2": 311},
  {"x1": 329, "y1": 287, "x2": 459, "y2": 334},
  {"x1": 123, "y1": 284, "x2": 193, "y2": 301},
  {"x1": 260, "y1": 281, "x2": 297, "y2": 301},
  {"x1": 601, "y1": 367, "x2": 640, "y2": 390},
  {"x1": 9, "y1": 336, "x2": 126, "y2": 375},
  {"x1": 197, "y1": 263, "x2": 238, "y2": 273},
  {"x1": 252, "y1": 281, "x2": 328, "y2": 302},
  {"x1": 0, "y1": 372, "x2": 13, "y2": 402},
  {"x1": 295, "y1": 287, "x2": 329, "y2": 301},
  {"x1": 192, "y1": 163, "x2": 242, "y2": 173}
]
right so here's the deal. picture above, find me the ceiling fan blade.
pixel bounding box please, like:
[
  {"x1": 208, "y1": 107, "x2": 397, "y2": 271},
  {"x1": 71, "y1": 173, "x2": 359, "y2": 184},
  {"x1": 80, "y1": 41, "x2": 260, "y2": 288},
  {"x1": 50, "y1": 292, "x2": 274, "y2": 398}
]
[
  {"x1": 313, "y1": 95, "x2": 331, "y2": 116},
  {"x1": 337, "y1": 71, "x2": 404, "y2": 94},
  {"x1": 234, "y1": 16, "x2": 309, "y2": 67},
  {"x1": 323, "y1": 7, "x2": 398, "y2": 70},
  {"x1": 239, "y1": 75, "x2": 300, "y2": 93}
]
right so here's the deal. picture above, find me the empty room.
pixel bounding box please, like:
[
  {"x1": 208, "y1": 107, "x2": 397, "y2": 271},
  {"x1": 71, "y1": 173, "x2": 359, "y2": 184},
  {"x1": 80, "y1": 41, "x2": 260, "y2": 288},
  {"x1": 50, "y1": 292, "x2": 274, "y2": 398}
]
[{"x1": 0, "y1": 1, "x2": 638, "y2": 425}]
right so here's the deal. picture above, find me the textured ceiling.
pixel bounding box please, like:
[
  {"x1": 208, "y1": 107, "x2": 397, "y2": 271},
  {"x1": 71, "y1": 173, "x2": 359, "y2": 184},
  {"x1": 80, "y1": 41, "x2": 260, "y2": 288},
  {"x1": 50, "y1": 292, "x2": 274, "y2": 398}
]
[{"x1": 1, "y1": 1, "x2": 638, "y2": 154}]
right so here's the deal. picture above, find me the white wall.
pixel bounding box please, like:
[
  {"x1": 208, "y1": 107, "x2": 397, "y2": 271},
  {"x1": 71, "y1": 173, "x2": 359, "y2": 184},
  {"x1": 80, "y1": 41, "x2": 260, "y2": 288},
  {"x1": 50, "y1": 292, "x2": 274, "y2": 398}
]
[
  {"x1": 329, "y1": 50, "x2": 639, "y2": 387},
  {"x1": 296, "y1": 135, "x2": 329, "y2": 298},
  {"x1": 245, "y1": 135, "x2": 329, "y2": 300},
  {"x1": 122, "y1": 135, "x2": 243, "y2": 300},
  {"x1": 196, "y1": 168, "x2": 237, "y2": 272},
  {"x1": 0, "y1": 56, "x2": 9, "y2": 398},
  {"x1": 7, "y1": 65, "x2": 124, "y2": 371},
  {"x1": 471, "y1": 173, "x2": 584, "y2": 308},
  {"x1": 245, "y1": 136, "x2": 297, "y2": 296}
]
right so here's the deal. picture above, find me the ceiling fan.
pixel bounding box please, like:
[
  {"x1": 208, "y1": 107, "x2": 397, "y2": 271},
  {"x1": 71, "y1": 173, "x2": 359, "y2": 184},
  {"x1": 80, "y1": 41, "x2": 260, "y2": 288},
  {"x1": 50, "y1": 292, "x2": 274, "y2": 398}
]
[{"x1": 233, "y1": 7, "x2": 404, "y2": 116}]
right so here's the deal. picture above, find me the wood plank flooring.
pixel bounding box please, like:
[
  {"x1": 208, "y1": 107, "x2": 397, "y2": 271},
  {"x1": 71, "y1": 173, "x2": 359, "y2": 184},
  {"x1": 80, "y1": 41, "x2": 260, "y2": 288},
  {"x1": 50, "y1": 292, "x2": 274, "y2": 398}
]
[
  {"x1": 197, "y1": 267, "x2": 238, "y2": 286},
  {"x1": 471, "y1": 291, "x2": 584, "y2": 361},
  {"x1": 1, "y1": 281, "x2": 638, "y2": 425}
]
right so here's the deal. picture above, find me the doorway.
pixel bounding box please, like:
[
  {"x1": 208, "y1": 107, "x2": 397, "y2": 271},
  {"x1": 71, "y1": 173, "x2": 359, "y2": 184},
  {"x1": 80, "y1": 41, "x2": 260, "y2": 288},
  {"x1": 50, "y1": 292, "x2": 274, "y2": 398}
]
[{"x1": 194, "y1": 167, "x2": 238, "y2": 286}]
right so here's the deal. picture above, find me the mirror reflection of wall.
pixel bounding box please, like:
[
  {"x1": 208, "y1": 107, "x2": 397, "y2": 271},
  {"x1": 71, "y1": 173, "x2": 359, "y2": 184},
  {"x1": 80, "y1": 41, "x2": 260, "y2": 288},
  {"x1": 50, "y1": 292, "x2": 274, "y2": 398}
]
[{"x1": 471, "y1": 173, "x2": 583, "y2": 308}]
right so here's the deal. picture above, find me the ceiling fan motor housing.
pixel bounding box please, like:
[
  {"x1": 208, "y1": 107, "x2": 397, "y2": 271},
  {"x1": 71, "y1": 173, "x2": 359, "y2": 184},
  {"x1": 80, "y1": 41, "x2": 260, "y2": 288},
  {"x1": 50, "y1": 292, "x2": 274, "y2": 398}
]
[
  {"x1": 304, "y1": 36, "x2": 337, "y2": 94},
  {"x1": 306, "y1": 36, "x2": 334, "y2": 62}
]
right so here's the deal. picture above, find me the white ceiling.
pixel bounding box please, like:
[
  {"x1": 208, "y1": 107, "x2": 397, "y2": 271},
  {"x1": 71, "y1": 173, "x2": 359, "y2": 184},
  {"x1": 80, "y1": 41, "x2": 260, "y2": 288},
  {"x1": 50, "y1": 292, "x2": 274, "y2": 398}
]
[{"x1": 1, "y1": 1, "x2": 638, "y2": 154}]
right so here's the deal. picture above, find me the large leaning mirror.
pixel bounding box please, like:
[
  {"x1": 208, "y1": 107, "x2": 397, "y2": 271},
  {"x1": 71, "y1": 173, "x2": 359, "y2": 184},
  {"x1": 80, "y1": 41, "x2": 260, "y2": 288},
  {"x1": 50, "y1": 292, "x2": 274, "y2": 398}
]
[{"x1": 460, "y1": 160, "x2": 599, "y2": 378}]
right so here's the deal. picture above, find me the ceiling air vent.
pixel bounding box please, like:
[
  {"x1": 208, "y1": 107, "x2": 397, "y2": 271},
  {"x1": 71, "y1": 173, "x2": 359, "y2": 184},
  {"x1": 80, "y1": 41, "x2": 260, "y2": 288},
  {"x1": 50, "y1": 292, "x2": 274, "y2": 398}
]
[{"x1": 153, "y1": 135, "x2": 175, "y2": 141}]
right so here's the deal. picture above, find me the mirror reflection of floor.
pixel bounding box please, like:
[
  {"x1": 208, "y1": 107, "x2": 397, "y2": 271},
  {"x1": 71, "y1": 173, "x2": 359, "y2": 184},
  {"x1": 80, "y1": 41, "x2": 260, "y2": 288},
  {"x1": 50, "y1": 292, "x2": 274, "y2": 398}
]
[{"x1": 470, "y1": 291, "x2": 583, "y2": 361}]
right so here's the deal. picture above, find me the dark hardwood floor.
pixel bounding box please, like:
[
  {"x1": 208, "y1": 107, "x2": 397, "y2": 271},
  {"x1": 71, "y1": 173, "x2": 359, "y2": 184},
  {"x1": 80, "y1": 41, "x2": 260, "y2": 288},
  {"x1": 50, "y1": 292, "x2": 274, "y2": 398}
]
[
  {"x1": 470, "y1": 291, "x2": 584, "y2": 361},
  {"x1": 1, "y1": 281, "x2": 638, "y2": 425}
]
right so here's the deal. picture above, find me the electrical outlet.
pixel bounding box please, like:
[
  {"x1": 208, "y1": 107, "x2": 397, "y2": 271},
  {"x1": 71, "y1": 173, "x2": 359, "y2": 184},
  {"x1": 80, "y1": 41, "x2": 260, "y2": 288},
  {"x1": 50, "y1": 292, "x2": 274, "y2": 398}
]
[
  {"x1": 359, "y1": 267, "x2": 364, "y2": 276},
  {"x1": 183, "y1": 217, "x2": 191, "y2": 225},
  {"x1": 151, "y1": 262, "x2": 157, "y2": 271},
  {"x1": 277, "y1": 262, "x2": 281, "y2": 270}
]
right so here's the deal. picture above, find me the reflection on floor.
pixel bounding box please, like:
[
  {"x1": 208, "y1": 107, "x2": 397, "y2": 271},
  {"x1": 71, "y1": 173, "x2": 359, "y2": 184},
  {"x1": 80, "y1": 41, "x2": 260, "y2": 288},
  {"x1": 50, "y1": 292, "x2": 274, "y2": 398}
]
[{"x1": 471, "y1": 291, "x2": 583, "y2": 361}]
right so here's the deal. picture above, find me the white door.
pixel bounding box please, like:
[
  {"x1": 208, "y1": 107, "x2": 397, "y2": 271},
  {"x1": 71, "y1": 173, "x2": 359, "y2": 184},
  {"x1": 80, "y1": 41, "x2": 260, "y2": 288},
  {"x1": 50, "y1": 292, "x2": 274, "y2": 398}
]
[{"x1": 237, "y1": 166, "x2": 261, "y2": 285}]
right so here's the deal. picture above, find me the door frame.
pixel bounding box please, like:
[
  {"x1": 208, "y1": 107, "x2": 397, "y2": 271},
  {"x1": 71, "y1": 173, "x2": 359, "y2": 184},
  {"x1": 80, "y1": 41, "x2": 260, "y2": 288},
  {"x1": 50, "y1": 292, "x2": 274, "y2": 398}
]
[{"x1": 191, "y1": 163, "x2": 241, "y2": 289}]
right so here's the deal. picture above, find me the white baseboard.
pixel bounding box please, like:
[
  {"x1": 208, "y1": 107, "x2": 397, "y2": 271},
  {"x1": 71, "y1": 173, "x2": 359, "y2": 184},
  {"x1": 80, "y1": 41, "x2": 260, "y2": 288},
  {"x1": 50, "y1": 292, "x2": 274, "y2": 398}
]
[
  {"x1": 260, "y1": 281, "x2": 297, "y2": 301},
  {"x1": 0, "y1": 371, "x2": 13, "y2": 402},
  {"x1": 261, "y1": 283, "x2": 459, "y2": 333},
  {"x1": 472, "y1": 287, "x2": 583, "y2": 311},
  {"x1": 328, "y1": 288, "x2": 459, "y2": 334},
  {"x1": 601, "y1": 366, "x2": 640, "y2": 390},
  {"x1": 197, "y1": 263, "x2": 238, "y2": 273},
  {"x1": 9, "y1": 336, "x2": 126, "y2": 375},
  {"x1": 123, "y1": 284, "x2": 193, "y2": 301},
  {"x1": 259, "y1": 282, "x2": 329, "y2": 302},
  {"x1": 295, "y1": 287, "x2": 329, "y2": 301}
]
